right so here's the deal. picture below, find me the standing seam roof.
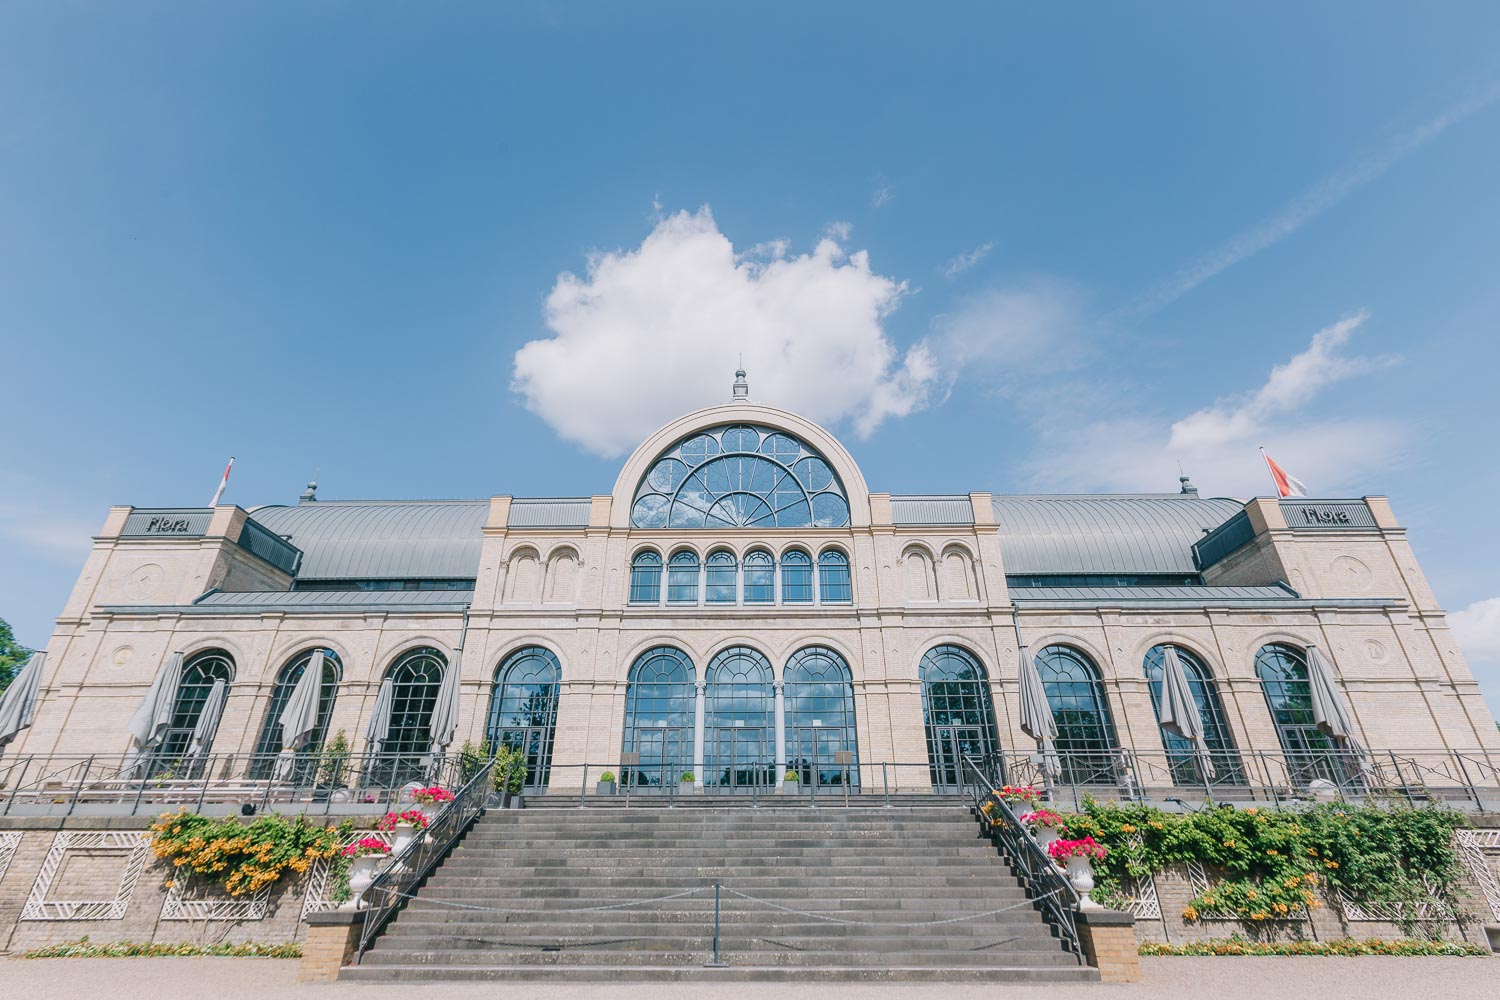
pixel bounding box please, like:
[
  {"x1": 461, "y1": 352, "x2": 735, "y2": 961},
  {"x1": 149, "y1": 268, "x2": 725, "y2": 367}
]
[
  {"x1": 249, "y1": 501, "x2": 489, "y2": 581},
  {"x1": 992, "y1": 495, "x2": 1243, "y2": 576}
]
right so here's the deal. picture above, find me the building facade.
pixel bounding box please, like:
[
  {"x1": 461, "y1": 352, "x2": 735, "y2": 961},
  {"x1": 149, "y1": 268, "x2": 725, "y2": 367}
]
[{"x1": 10, "y1": 388, "x2": 1500, "y2": 799}]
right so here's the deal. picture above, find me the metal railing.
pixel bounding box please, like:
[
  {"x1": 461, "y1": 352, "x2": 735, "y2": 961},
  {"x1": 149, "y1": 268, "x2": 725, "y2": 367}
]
[
  {"x1": 961, "y1": 754, "x2": 1082, "y2": 962},
  {"x1": 355, "y1": 753, "x2": 499, "y2": 961}
]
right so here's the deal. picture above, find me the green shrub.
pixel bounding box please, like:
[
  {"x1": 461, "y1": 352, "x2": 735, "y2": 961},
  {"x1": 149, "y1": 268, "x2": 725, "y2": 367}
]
[
  {"x1": 24, "y1": 937, "x2": 302, "y2": 959},
  {"x1": 599, "y1": 771, "x2": 616, "y2": 783},
  {"x1": 1140, "y1": 936, "x2": 1485, "y2": 957}
]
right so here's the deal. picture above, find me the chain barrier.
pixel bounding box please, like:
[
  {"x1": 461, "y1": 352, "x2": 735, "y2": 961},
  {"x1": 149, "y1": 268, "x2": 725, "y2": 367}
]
[
  {"x1": 384, "y1": 885, "x2": 707, "y2": 915},
  {"x1": 719, "y1": 884, "x2": 1064, "y2": 927}
]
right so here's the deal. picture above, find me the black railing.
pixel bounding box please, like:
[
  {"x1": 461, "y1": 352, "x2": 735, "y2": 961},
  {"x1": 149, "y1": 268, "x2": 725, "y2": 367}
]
[
  {"x1": 355, "y1": 753, "x2": 500, "y2": 961},
  {"x1": 961, "y1": 754, "x2": 1083, "y2": 963}
]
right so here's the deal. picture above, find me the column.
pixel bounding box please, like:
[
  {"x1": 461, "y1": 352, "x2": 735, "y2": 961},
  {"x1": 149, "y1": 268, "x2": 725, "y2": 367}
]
[
  {"x1": 774, "y1": 680, "x2": 787, "y2": 788},
  {"x1": 694, "y1": 681, "x2": 706, "y2": 789}
]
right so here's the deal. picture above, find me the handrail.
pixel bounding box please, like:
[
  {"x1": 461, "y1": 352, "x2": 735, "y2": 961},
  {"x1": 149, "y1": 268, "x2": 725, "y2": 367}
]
[
  {"x1": 355, "y1": 753, "x2": 501, "y2": 961},
  {"x1": 960, "y1": 754, "x2": 1083, "y2": 964}
]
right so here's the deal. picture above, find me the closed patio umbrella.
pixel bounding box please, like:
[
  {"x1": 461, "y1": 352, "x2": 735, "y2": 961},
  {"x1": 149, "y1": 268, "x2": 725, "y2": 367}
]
[
  {"x1": 123, "y1": 652, "x2": 183, "y2": 775},
  {"x1": 426, "y1": 654, "x2": 462, "y2": 762},
  {"x1": 0, "y1": 651, "x2": 46, "y2": 750},
  {"x1": 1157, "y1": 645, "x2": 1215, "y2": 779},
  {"x1": 364, "y1": 677, "x2": 395, "y2": 752},
  {"x1": 187, "y1": 679, "x2": 228, "y2": 759},
  {"x1": 1017, "y1": 644, "x2": 1061, "y2": 781},
  {"x1": 1306, "y1": 644, "x2": 1360, "y2": 745},
  {"x1": 273, "y1": 651, "x2": 325, "y2": 781}
]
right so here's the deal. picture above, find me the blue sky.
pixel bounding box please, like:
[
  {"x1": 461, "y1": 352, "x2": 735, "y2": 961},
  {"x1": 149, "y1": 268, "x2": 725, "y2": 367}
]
[{"x1": 3, "y1": 4, "x2": 1500, "y2": 715}]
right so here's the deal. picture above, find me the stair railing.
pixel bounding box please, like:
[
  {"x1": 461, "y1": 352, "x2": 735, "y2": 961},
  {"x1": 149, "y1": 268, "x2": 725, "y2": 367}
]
[
  {"x1": 355, "y1": 753, "x2": 499, "y2": 961},
  {"x1": 961, "y1": 755, "x2": 1083, "y2": 963}
]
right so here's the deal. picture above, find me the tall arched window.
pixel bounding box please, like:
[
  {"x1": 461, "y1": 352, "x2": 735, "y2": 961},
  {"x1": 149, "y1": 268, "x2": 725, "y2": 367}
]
[
  {"x1": 488, "y1": 647, "x2": 561, "y2": 790},
  {"x1": 705, "y1": 646, "x2": 775, "y2": 791},
  {"x1": 372, "y1": 647, "x2": 445, "y2": 787},
  {"x1": 1035, "y1": 645, "x2": 1120, "y2": 785},
  {"x1": 1143, "y1": 645, "x2": 1243, "y2": 786},
  {"x1": 705, "y1": 550, "x2": 737, "y2": 604},
  {"x1": 782, "y1": 549, "x2": 813, "y2": 604},
  {"x1": 153, "y1": 649, "x2": 235, "y2": 776},
  {"x1": 785, "y1": 646, "x2": 859, "y2": 787},
  {"x1": 621, "y1": 647, "x2": 695, "y2": 789},
  {"x1": 919, "y1": 645, "x2": 999, "y2": 791},
  {"x1": 628, "y1": 550, "x2": 662, "y2": 604},
  {"x1": 1255, "y1": 643, "x2": 1345, "y2": 787},
  {"x1": 743, "y1": 549, "x2": 775, "y2": 604},
  {"x1": 667, "y1": 551, "x2": 699, "y2": 604},
  {"x1": 249, "y1": 648, "x2": 342, "y2": 780},
  {"x1": 818, "y1": 548, "x2": 852, "y2": 604}
]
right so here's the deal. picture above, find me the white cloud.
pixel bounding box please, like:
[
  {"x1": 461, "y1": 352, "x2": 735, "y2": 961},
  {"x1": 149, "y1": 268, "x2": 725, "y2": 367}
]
[
  {"x1": 925, "y1": 278, "x2": 1087, "y2": 376},
  {"x1": 512, "y1": 207, "x2": 935, "y2": 457},
  {"x1": 824, "y1": 221, "x2": 853, "y2": 242},
  {"x1": 871, "y1": 183, "x2": 894, "y2": 209},
  {"x1": 941, "y1": 242, "x2": 994, "y2": 279},
  {"x1": 1126, "y1": 84, "x2": 1500, "y2": 317},
  {"x1": 1451, "y1": 597, "x2": 1500, "y2": 662},
  {"x1": 1025, "y1": 312, "x2": 1408, "y2": 496}
]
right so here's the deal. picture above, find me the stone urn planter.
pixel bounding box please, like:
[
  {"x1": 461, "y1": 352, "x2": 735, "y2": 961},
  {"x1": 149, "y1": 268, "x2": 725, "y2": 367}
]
[
  {"x1": 342, "y1": 854, "x2": 387, "y2": 910},
  {"x1": 391, "y1": 822, "x2": 421, "y2": 862},
  {"x1": 1066, "y1": 856, "x2": 1101, "y2": 910}
]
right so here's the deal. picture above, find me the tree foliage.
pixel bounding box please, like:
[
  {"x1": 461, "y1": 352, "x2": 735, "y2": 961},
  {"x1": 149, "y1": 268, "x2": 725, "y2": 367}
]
[{"x1": 0, "y1": 618, "x2": 32, "y2": 694}]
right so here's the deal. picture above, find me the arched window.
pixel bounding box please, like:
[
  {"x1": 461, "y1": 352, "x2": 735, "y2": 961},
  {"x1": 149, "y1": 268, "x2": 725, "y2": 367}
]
[
  {"x1": 372, "y1": 647, "x2": 445, "y2": 787},
  {"x1": 1255, "y1": 643, "x2": 1345, "y2": 787},
  {"x1": 1144, "y1": 645, "x2": 1243, "y2": 786},
  {"x1": 743, "y1": 549, "x2": 774, "y2": 604},
  {"x1": 631, "y1": 423, "x2": 850, "y2": 529},
  {"x1": 818, "y1": 548, "x2": 852, "y2": 604},
  {"x1": 153, "y1": 649, "x2": 235, "y2": 776},
  {"x1": 621, "y1": 647, "x2": 695, "y2": 789},
  {"x1": 919, "y1": 645, "x2": 999, "y2": 791},
  {"x1": 667, "y1": 551, "x2": 700, "y2": 604},
  {"x1": 785, "y1": 646, "x2": 859, "y2": 787},
  {"x1": 628, "y1": 550, "x2": 662, "y2": 604},
  {"x1": 249, "y1": 648, "x2": 342, "y2": 780},
  {"x1": 488, "y1": 647, "x2": 561, "y2": 790},
  {"x1": 1035, "y1": 645, "x2": 1120, "y2": 785},
  {"x1": 705, "y1": 550, "x2": 738, "y2": 604},
  {"x1": 782, "y1": 549, "x2": 813, "y2": 604},
  {"x1": 705, "y1": 646, "x2": 774, "y2": 791}
]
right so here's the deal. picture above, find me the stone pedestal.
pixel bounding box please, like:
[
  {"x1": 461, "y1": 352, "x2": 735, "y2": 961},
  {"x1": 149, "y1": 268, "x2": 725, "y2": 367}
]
[
  {"x1": 299, "y1": 910, "x2": 364, "y2": 982},
  {"x1": 1485, "y1": 924, "x2": 1500, "y2": 954},
  {"x1": 1075, "y1": 909, "x2": 1141, "y2": 983}
]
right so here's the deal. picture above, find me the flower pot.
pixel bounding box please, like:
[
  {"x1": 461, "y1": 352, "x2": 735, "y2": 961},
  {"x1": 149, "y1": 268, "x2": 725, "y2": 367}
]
[
  {"x1": 342, "y1": 855, "x2": 386, "y2": 910},
  {"x1": 1031, "y1": 824, "x2": 1062, "y2": 853},
  {"x1": 1065, "y1": 856, "x2": 1100, "y2": 910},
  {"x1": 596, "y1": 780, "x2": 616, "y2": 797},
  {"x1": 391, "y1": 822, "x2": 420, "y2": 860},
  {"x1": 678, "y1": 781, "x2": 696, "y2": 796},
  {"x1": 779, "y1": 781, "x2": 799, "y2": 795}
]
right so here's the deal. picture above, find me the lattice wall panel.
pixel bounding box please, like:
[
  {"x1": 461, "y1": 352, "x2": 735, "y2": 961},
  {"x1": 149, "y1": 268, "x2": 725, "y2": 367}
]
[
  {"x1": 1456, "y1": 829, "x2": 1500, "y2": 921},
  {"x1": 21, "y1": 831, "x2": 150, "y2": 921},
  {"x1": 301, "y1": 829, "x2": 393, "y2": 917},
  {"x1": 161, "y1": 875, "x2": 271, "y2": 921},
  {"x1": 0, "y1": 832, "x2": 21, "y2": 885}
]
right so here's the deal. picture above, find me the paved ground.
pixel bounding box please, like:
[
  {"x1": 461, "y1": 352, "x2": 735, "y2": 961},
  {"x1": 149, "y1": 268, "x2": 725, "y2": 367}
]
[{"x1": 0, "y1": 956, "x2": 1494, "y2": 999}]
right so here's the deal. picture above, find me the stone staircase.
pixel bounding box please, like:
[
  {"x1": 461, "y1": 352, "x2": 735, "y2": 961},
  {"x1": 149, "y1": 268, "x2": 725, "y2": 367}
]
[{"x1": 341, "y1": 797, "x2": 1096, "y2": 982}]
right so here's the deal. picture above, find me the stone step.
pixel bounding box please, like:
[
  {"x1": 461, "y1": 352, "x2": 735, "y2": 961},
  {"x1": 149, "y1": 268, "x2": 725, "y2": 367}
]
[
  {"x1": 383, "y1": 914, "x2": 1058, "y2": 936},
  {"x1": 355, "y1": 948, "x2": 1081, "y2": 968},
  {"x1": 339, "y1": 964, "x2": 1096, "y2": 983}
]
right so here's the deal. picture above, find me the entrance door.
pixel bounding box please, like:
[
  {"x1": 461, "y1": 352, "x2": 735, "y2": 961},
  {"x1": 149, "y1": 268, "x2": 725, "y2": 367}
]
[
  {"x1": 792, "y1": 727, "x2": 855, "y2": 787},
  {"x1": 709, "y1": 727, "x2": 768, "y2": 792},
  {"x1": 633, "y1": 727, "x2": 687, "y2": 791},
  {"x1": 494, "y1": 726, "x2": 551, "y2": 792},
  {"x1": 930, "y1": 725, "x2": 987, "y2": 792}
]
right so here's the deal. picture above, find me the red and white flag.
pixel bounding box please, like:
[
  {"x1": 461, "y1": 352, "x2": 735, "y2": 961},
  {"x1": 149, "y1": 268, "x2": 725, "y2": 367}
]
[
  {"x1": 1259, "y1": 448, "x2": 1307, "y2": 498},
  {"x1": 209, "y1": 456, "x2": 236, "y2": 507}
]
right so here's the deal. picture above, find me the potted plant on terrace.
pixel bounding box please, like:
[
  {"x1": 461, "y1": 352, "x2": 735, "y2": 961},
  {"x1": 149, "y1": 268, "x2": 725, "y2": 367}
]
[
  {"x1": 314, "y1": 730, "x2": 351, "y2": 801},
  {"x1": 1017, "y1": 807, "x2": 1067, "y2": 852},
  {"x1": 491, "y1": 744, "x2": 529, "y2": 808},
  {"x1": 679, "y1": 771, "x2": 696, "y2": 795},
  {"x1": 1047, "y1": 835, "x2": 1107, "y2": 910},
  {"x1": 410, "y1": 786, "x2": 454, "y2": 825},
  {"x1": 377, "y1": 808, "x2": 429, "y2": 862},
  {"x1": 340, "y1": 837, "x2": 391, "y2": 909},
  {"x1": 781, "y1": 770, "x2": 800, "y2": 794},
  {"x1": 596, "y1": 771, "x2": 617, "y2": 797}
]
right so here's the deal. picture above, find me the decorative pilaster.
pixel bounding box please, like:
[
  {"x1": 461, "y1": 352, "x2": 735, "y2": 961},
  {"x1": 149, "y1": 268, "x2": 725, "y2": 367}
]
[
  {"x1": 774, "y1": 680, "x2": 787, "y2": 788},
  {"x1": 694, "y1": 681, "x2": 707, "y2": 789}
]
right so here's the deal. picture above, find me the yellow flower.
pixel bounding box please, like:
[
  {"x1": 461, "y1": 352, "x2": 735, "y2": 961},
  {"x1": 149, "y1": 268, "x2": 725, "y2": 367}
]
[
  {"x1": 1243, "y1": 808, "x2": 1258, "y2": 815},
  {"x1": 1223, "y1": 839, "x2": 1236, "y2": 848},
  {"x1": 1182, "y1": 905, "x2": 1199, "y2": 920},
  {"x1": 1325, "y1": 860, "x2": 1339, "y2": 869},
  {"x1": 1266, "y1": 849, "x2": 1279, "y2": 856},
  {"x1": 1120, "y1": 823, "x2": 1137, "y2": 834}
]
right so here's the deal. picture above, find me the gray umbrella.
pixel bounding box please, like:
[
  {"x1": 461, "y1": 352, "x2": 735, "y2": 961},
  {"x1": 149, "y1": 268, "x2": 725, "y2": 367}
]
[
  {"x1": 123, "y1": 652, "x2": 184, "y2": 775},
  {"x1": 364, "y1": 677, "x2": 395, "y2": 752},
  {"x1": 1157, "y1": 645, "x2": 1215, "y2": 778},
  {"x1": 187, "y1": 679, "x2": 227, "y2": 758},
  {"x1": 426, "y1": 654, "x2": 462, "y2": 761},
  {"x1": 273, "y1": 651, "x2": 325, "y2": 780},
  {"x1": 1016, "y1": 644, "x2": 1061, "y2": 781},
  {"x1": 1306, "y1": 644, "x2": 1362, "y2": 747},
  {"x1": 0, "y1": 651, "x2": 46, "y2": 750}
]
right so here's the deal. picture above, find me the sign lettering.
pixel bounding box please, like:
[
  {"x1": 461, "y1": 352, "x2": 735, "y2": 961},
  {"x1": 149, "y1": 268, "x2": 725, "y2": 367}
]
[{"x1": 145, "y1": 516, "x2": 193, "y2": 534}]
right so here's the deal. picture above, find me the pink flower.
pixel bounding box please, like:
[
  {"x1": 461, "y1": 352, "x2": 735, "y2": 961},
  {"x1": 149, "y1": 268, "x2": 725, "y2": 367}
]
[
  {"x1": 376, "y1": 809, "x2": 430, "y2": 831},
  {"x1": 411, "y1": 786, "x2": 455, "y2": 805},
  {"x1": 1047, "y1": 835, "x2": 1108, "y2": 862},
  {"x1": 341, "y1": 837, "x2": 390, "y2": 858}
]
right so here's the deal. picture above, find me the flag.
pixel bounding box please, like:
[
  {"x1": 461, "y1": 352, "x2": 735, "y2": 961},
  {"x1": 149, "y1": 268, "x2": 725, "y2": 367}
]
[
  {"x1": 1259, "y1": 448, "x2": 1307, "y2": 498},
  {"x1": 209, "y1": 456, "x2": 235, "y2": 507}
]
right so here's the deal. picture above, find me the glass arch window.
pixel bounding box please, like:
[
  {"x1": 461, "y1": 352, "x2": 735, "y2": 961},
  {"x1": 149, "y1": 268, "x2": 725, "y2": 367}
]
[
  {"x1": 1255, "y1": 643, "x2": 1349, "y2": 787},
  {"x1": 705, "y1": 646, "x2": 775, "y2": 791},
  {"x1": 782, "y1": 549, "x2": 813, "y2": 604},
  {"x1": 153, "y1": 649, "x2": 236, "y2": 776},
  {"x1": 743, "y1": 550, "x2": 774, "y2": 604},
  {"x1": 1144, "y1": 645, "x2": 1244, "y2": 786},
  {"x1": 628, "y1": 551, "x2": 662, "y2": 604},
  {"x1": 371, "y1": 647, "x2": 445, "y2": 787},
  {"x1": 249, "y1": 649, "x2": 342, "y2": 780},
  {"x1": 621, "y1": 647, "x2": 696, "y2": 789},
  {"x1": 667, "y1": 551, "x2": 700, "y2": 604},
  {"x1": 705, "y1": 550, "x2": 737, "y2": 604},
  {"x1": 631, "y1": 423, "x2": 851, "y2": 529},
  {"x1": 818, "y1": 548, "x2": 852, "y2": 604},
  {"x1": 1035, "y1": 645, "x2": 1120, "y2": 785},
  {"x1": 919, "y1": 645, "x2": 1000, "y2": 790},
  {"x1": 785, "y1": 646, "x2": 859, "y2": 788},
  {"x1": 488, "y1": 647, "x2": 561, "y2": 790}
]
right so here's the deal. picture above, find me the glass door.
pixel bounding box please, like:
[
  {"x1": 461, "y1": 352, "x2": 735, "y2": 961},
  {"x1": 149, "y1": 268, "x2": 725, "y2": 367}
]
[
  {"x1": 494, "y1": 726, "x2": 551, "y2": 792},
  {"x1": 930, "y1": 725, "x2": 986, "y2": 792},
  {"x1": 632, "y1": 727, "x2": 686, "y2": 791},
  {"x1": 709, "y1": 727, "x2": 768, "y2": 792},
  {"x1": 792, "y1": 727, "x2": 856, "y2": 787}
]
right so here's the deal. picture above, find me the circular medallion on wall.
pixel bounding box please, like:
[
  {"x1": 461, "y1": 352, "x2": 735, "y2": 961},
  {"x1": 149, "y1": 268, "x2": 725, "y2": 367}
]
[
  {"x1": 1331, "y1": 555, "x2": 1373, "y2": 594},
  {"x1": 124, "y1": 563, "x2": 165, "y2": 601},
  {"x1": 1364, "y1": 639, "x2": 1388, "y2": 664},
  {"x1": 109, "y1": 645, "x2": 134, "y2": 671}
]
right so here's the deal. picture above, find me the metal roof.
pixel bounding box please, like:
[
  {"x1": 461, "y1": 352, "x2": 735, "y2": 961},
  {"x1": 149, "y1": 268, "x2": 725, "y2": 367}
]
[
  {"x1": 992, "y1": 495, "x2": 1244, "y2": 576},
  {"x1": 249, "y1": 501, "x2": 489, "y2": 581},
  {"x1": 1010, "y1": 585, "x2": 1398, "y2": 610},
  {"x1": 890, "y1": 496, "x2": 975, "y2": 526},
  {"x1": 101, "y1": 590, "x2": 474, "y2": 615},
  {"x1": 508, "y1": 498, "x2": 593, "y2": 528}
]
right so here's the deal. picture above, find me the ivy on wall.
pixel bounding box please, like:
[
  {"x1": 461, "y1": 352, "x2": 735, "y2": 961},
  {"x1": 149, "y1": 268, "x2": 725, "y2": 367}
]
[
  {"x1": 1057, "y1": 800, "x2": 1468, "y2": 927},
  {"x1": 150, "y1": 810, "x2": 351, "y2": 898}
]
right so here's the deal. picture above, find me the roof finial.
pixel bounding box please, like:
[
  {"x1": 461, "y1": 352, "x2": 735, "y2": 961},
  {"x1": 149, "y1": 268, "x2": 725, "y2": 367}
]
[
  {"x1": 732, "y1": 363, "x2": 750, "y2": 402},
  {"x1": 1178, "y1": 473, "x2": 1198, "y2": 496},
  {"x1": 300, "y1": 475, "x2": 318, "y2": 503}
]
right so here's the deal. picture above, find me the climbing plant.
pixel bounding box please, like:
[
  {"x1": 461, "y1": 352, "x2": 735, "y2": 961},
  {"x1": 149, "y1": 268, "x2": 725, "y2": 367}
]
[{"x1": 150, "y1": 811, "x2": 350, "y2": 898}]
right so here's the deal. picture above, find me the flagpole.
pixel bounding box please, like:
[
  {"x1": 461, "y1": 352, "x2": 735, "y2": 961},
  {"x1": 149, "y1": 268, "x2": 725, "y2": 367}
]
[
  {"x1": 209, "y1": 456, "x2": 235, "y2": 507},
  {"x1": 1257, "y1": 446, "x2": 1281, "y2": 499}
]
